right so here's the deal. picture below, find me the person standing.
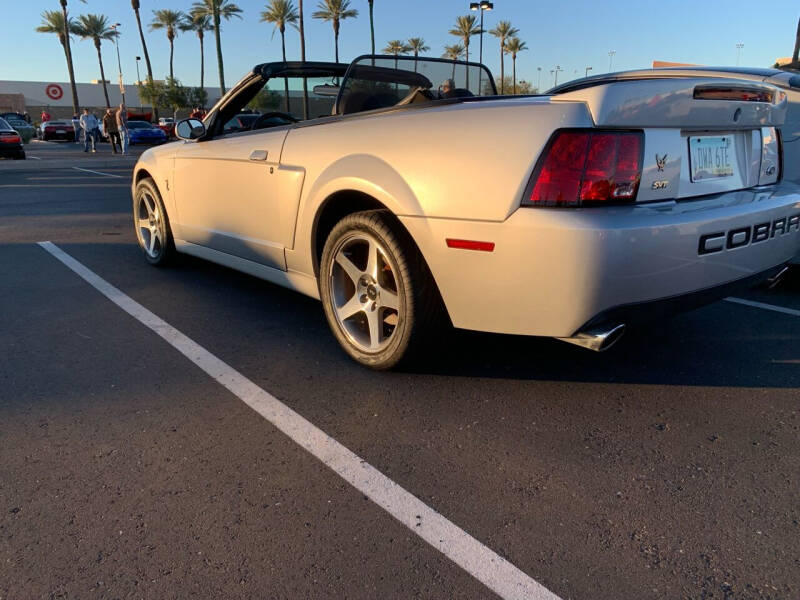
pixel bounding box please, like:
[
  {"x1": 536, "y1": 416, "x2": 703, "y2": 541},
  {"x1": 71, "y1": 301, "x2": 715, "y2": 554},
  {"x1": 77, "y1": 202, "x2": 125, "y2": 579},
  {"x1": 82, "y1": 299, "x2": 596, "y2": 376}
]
[
  {"x1": 40, "y1": 109, "x2": 51, "y2": 124},
  {"x1": 103, "y1": 108, "x2": 120, "y2": 154},
  {"x1": 79, "y1": 108, "x2": 99, "y2": 153},
  {"x1": 116, "y1": 103, "x2": 129, "y2": 156}
]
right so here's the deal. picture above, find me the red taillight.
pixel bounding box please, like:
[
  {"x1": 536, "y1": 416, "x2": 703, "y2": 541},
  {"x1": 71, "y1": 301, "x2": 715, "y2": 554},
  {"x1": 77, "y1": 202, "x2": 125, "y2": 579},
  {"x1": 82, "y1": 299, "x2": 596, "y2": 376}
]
[
  {"x1": 0, "y1": 132, "x2": 21, "y2": 143},
  {"x1": 525, "y1": 130, "x2": 643, "y2": 207}
]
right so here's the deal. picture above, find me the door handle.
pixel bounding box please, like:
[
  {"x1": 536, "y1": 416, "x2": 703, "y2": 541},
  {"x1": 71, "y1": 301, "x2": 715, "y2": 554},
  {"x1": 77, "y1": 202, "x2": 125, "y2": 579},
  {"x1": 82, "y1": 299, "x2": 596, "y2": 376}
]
[{"x1": 249, "y1": 150, "x2": 268, "y2": 161}]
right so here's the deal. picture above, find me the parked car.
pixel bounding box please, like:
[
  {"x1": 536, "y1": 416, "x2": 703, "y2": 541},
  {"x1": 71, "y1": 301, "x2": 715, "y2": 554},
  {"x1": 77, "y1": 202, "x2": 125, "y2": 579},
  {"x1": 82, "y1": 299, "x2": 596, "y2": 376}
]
[
  {"x1": 132, "y1": 56, "x2": 800, "y2": 368},
  {"x1": 127, "y1": 121, "x2": 168, "y2": 145},
  {"x1": 40, "y1": 119, "x2": 75, "y2": 142},
  {"x1": 5, "y1": 118, "x2": 35, "y2": 143},
  {"x1": 0, "y1": 117, "x2": 25, "y2": 159},
  {"x1": 551, "y1": 66, "x2": 800, "y2": 267},
  {"x1": 156, "y1": 117, "x2": 175, "y2": 138}
]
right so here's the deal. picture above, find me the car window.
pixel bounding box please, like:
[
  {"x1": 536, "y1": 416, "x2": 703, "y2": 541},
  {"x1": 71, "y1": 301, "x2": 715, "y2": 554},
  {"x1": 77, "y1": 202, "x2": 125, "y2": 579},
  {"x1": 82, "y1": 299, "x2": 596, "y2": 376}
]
[
  {"x1": 127, "y1": 121, "x2": 151, "y2": 129},
  {"x1": 0, "y1": 118, "x2": 10, "y2": 130}
]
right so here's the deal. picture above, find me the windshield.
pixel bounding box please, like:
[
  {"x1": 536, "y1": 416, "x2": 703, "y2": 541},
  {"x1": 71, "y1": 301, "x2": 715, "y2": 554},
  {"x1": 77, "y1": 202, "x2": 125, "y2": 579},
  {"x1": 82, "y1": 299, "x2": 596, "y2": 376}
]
[
  {"x1": 0, "y1": 118, "x2": 10, "y2": 130},
  {"x1": 127, "y1": 121, "x2": 152, "y2": 129},
  {"x1": 336, "y1": 55, "x2": 496, "y2": 115}
]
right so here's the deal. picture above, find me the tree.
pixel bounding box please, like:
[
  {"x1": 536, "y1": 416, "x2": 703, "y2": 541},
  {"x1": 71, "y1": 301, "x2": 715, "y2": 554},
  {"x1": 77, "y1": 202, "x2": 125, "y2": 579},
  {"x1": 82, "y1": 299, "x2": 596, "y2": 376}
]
[
  {"x1": 298, "y1": 0, "x2": 307, "y2": 118},
  {"x1": 59, "y1": 0, "x2": 84, "y2": 115},
  {"x1": 442, "y1": 43, "x2": 465, "y2": 79},
  {"x1": 485, "y1": 76, "x2": 534, "y2": 95},
  {"x1": 260, "y1": 0, "x2": 299, "y2": 112},
  {"x1": 180, "y1": 11, "x2": 214, "y2": 90},
  {"x1": 312, "y1": 0, "x2": 358, "y2": 64},
  {"x1": 150, "y1": 9, "x2": 184, "y2": 80},
  {"x1": 36, "y1": 10, "x2": 80, "y2": 113},
  {"x1": 74, "y1": 14, "x2": 119, "y2": 109},
  {"x1": 793, "y1": 17, "x2": 800, "y2": 65},
  {"x1": 367, "y1": 0, "x2": 375, "y2": 55},
  {"x1": 163, "y1": 77, "x2": 189, "y2": 120},
  {"x1": 449, "y1": 15, "x2": 481, "y2": 89},
  {"x1": 131, "y1": 1, "x2": 154, "y2": 84},
  {"x1": 407, "y1": 37, "x2": 429, "y2": 72},
  {"x1": 191, "y1": 0, "x2": 243, "y2": 95},
  {"x1": 187, "y1": 86, "x2": 209, "y2": 108},
  {"x1": 137, "y1": 78, "x2": 166, "y2": 109},
  {"x1": 503, "y1": 37, "x2": 528, "y2": 95},
  {"x1": 247, "y1": 88, "x2": 282, "y2": 111},
  {"x1": 489, "y1": 20, "x2": 518, "y2": 94}
]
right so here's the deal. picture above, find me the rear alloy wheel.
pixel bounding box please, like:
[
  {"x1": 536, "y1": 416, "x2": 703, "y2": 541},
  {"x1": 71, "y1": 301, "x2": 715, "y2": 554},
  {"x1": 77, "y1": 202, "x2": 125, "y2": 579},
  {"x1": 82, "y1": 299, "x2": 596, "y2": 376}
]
[
  {"x1": 320, "y1": 210, "x2": 444, "y2": 369},
  {"x1": 133, "y1": 177, "x2": 175, "y2": 266}
]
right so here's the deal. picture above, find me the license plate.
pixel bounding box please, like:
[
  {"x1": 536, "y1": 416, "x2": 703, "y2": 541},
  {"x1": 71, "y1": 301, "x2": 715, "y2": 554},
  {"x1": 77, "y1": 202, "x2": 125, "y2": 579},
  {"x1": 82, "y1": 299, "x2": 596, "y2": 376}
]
[{"x1": 689, "y1": 136, "x2": 735, "y2": 181}]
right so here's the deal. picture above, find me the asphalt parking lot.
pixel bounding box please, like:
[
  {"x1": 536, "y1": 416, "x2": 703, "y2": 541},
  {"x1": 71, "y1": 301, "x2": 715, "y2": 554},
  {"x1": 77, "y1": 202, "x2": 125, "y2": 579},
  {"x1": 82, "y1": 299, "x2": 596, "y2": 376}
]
[{"x1": 1, "y1": 143, "x2": 799, "y2": 600}]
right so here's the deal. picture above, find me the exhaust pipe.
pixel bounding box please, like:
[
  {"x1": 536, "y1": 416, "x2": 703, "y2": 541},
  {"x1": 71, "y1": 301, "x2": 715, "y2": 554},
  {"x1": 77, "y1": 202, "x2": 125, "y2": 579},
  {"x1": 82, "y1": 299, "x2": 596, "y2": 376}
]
[
  {"x1": 557, "y1": 323, "x2": 626, "y2": 352},
  {"x1": 765, "y1": 265, "x2": 790, "y2": 289}
]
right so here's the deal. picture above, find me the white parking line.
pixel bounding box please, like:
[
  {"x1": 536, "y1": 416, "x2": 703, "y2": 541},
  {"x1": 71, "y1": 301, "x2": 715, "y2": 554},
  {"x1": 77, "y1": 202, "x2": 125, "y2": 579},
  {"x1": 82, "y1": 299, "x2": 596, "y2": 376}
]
[
  {"x1": 726, "y1": 297, "x2": 800, "y2": 318},
  {"x1": 37, "y1": 241, "x2": 560, "y2": 600},
  {"x1": 27, "y1": 155, "x2": 41, "y2": 160},
  {"x1": 71, "y1": 167, "x2": 124, "y2": 178}
]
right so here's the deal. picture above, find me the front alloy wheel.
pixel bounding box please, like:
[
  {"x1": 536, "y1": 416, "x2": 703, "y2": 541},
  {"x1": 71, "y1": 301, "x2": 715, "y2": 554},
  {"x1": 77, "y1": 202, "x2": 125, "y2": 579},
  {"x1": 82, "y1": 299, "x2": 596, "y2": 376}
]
[{"x1": 133, "y1": 178, "x2": 174, "y2": 266}]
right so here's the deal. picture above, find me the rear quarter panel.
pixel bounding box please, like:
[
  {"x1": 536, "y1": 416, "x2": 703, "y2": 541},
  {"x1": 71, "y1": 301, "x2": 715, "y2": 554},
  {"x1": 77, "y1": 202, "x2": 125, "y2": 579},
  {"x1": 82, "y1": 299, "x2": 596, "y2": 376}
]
[{"x1": 281, "y1": 99, "x2": 592, "y2": 275}]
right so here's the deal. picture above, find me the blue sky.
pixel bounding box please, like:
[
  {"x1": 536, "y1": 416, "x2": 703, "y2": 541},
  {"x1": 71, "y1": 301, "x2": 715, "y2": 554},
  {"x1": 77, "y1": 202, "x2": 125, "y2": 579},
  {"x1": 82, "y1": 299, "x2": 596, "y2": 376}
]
[{"x1": 4, "y1": 0, "x2": 799, "y2": 90}]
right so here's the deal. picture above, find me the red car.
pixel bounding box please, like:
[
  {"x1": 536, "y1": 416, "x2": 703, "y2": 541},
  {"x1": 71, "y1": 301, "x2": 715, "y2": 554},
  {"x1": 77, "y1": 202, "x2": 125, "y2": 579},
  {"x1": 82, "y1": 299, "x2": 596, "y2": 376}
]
[{"x1": 156, "y1": 118, "x2": 175, "y2": 138}]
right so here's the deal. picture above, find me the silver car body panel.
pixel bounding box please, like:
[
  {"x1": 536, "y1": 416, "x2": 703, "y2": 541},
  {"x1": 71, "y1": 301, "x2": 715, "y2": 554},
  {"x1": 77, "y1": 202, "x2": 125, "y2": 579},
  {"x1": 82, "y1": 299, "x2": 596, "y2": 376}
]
[{"x1": 134, "y1": 71, "x2": 800, "y2": 341}]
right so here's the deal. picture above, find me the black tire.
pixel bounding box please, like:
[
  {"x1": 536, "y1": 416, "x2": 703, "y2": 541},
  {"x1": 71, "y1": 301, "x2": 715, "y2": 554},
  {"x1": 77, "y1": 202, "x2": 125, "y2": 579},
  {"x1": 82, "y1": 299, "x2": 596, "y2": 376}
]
[
  {"x1": 319, "y1": 210, "x2": 446, "y2": 370},
  {"x1": 133, "y1": 177, "x2": 176, "y2": 266}
]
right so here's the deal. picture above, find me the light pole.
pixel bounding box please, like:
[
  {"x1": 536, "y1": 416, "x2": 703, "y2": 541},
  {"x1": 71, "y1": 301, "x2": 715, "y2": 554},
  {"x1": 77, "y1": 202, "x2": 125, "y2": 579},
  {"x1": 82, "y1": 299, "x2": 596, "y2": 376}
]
[
  {"x1": 537, "y1": 66, "x2": 542, "y2": 91},
  {"x1": 550, "y1": 69, "x2": 554, "y2": 87},
  {"x1": 135, "y1": 56, "x2": 141, "y2": 84},
  {"x1": 585, "y1": 66, "x2": 592, "y2": 77},
  {"x1": 608, "y1": 50, "x2": 616, "y2": 72},
  {"x1": 470, "y1": 1, "x2": 493, "y2": 93},
  {"x1": 554, "y1": 65, "x2": 563, "y2": 86},
  {"x1": 110, "y1": 23, "x2": 125, "y2": 105},
  {"x1": 736, "y1": 42, "x2": 744, "y2": 66}
]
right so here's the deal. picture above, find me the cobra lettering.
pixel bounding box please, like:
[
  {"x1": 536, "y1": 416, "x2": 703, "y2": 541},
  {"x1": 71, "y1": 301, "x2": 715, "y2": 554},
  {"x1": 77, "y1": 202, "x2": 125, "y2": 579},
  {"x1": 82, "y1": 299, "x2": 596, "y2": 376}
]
[{"x1": 698, "y1": 213, "x2": 800, "y2": 255}]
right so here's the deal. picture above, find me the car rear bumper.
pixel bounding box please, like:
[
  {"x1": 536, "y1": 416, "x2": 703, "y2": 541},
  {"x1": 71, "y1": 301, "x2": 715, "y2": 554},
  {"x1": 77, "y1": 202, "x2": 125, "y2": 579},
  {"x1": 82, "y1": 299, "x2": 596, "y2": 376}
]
[
  {"x1": 399, "y1": 184, "x2": 800, "y2": 337},
  {"x1": 0, "y1": 144, "x2": 23, "y2": 156}
]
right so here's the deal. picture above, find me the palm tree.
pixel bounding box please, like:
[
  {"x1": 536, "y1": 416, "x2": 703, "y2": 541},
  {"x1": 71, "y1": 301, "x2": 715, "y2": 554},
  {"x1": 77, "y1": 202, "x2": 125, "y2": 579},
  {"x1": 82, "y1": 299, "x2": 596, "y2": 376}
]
[
  {"x1": 312, "y1": 0, "x2": 358, "y2": 64},
  {"x1": 382, "y1": 39, "x2": 410, "y2": 72},
  {"x1": 442, "y1": 43, "x2": 465, "y2": 79},
  {"x1": 489, "y1": 20, "x2": 518, "y2": 94},
  {"x1": 449, "y1": 15, "x2": 481, "y2": 89},
  {"x1": 367, "y1": 0, "x2": 375, "y2": 55},
  {"x1": 59, "y1": 0, "x2": 83, "y2": 115},
  {"x1": 407, "y1": 37, "x2": 429, "y2": 72},
  {"x1": 180, "y1": 11, "x2": 213, "y2": 90},
  {"x1": 503, "y1": 37, "x2": 528, "y2": 95},
  {"x1": 260, "y1": 0, "x2": 299, "y2": 112},
  {"x1": 793, "y1": 17, "x2": 800, "y2": 65},
  {"x1": 150, "y1": 10, "x2": 184, "y2": 80},
  {"x1": 36, "y1": 10, "x2": 80, "y2": 113},
  {"x1": 131, "y1": 1, "x2": 154, "y2": 85},
  {"x1": 191, "y1": 0, "x2": 243, "y2": 95},
  {"x1": 74, "y1": 14, "x2": 119, "y2": 108}
]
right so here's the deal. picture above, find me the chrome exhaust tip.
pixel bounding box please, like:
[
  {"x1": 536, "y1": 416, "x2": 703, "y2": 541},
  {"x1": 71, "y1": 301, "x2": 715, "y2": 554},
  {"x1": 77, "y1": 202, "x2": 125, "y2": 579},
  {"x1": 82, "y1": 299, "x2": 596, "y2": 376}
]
[
  {"x1": 557, "y1": 323, "x2": 626, "y2": 352},
  {"x1": 765, "y1": 265, "x2": 790, "y2": 289}
]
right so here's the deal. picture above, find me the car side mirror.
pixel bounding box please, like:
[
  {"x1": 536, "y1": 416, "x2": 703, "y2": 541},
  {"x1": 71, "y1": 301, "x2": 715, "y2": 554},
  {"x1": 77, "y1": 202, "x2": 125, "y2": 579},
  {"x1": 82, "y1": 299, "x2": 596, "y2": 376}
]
[{"x1": 176, "y1": 118, "x2": 205, "y2": 141}]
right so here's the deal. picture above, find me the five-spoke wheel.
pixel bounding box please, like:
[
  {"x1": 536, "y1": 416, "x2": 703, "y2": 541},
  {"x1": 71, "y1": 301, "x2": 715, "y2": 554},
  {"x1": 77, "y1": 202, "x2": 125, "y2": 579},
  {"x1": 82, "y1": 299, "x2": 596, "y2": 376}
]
[{"x1": 133, "y1": 177, "x2": 174, "y2": 266}]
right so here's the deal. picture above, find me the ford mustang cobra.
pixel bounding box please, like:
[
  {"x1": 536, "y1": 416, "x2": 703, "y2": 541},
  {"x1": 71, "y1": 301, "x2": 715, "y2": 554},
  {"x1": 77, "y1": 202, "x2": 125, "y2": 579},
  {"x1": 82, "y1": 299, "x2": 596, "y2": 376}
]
[{"x1": 131, "y1": 56, "x2": 800, "y2": 369}]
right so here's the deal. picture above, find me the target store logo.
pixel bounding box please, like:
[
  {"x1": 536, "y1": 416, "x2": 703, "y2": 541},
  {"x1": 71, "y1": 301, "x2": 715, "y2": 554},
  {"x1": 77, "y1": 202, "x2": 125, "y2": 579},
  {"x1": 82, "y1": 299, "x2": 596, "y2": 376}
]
[{"x1": 45, "y1": 84, "x2": 63, "y2": 100}]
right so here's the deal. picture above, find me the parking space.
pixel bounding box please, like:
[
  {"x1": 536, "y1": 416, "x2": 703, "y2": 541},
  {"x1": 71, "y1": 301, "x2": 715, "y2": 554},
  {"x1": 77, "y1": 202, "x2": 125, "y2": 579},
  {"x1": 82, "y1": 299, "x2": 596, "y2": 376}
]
[{"x1": 1, "y1": 164, "x2": 799, "y2": 600}]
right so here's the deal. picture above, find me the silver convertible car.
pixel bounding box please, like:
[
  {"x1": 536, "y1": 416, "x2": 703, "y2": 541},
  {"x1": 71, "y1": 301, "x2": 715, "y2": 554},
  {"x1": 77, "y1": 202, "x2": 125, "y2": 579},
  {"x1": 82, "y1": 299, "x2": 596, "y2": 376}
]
[{"x1": 132, "y1": 56, "x2": 800, "y2": 369}]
